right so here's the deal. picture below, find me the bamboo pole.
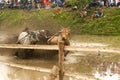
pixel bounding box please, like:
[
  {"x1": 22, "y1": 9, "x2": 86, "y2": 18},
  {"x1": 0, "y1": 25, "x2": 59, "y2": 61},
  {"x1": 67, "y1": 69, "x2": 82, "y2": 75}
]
[
  {"x1": 0, "y1": 61, "x2": 97, "y2": 80},
  {"x1": 0, "y1": 44, "x2": 120, "y2": 54},
  {"x1": 0, "y1": 44, "x2": 58, "y2": 50},
  {"x1": 65, "y1": 46, "x2": 120, "y2": 54},
  {"x1": 0, "y1": 61, "x2": 51, "y2": 73},
  {"x1": 58, "y1": 41, "x2": 65, "y2": 80}
]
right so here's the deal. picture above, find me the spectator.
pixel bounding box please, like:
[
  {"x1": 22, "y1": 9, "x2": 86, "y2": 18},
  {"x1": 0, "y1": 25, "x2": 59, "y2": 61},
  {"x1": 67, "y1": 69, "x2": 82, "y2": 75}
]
[
  {"x1": 109, "y1": 0, "x2": 114, "y2": 7},
  {"x1": 94, "y1": 9, "x2": 103, "y2": 18},
  {"x1": 115, "y1": 0, "x2": 118, "y2": 6},
  {"x1": 117, "y1": 0, "x2": 120, "y2": 7},
  {"x1": 0, "y1": 0, "x2": 5, "y2": 9},
  {"x1": 101, "y1": 0, "x2": 105, "y2": 6},
  {"x1": 106, "y1": 0, "x2": 109, "y2": 7},
  {"x1": 54, "y1": 0, "x2": 65, "y2": 7},
  {"x1": 103, "y1": 0, "x2": 107, "y2": 6}
]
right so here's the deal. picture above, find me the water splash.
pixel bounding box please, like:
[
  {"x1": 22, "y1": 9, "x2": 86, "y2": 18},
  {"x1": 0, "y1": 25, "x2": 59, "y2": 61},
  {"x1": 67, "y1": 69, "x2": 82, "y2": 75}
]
[
  {"x1": 94, "y1": 62, "x2": 120, "y2": 80},
  {"x1": 0, "y1": 64, "x2": 9, "y2": 80},
  {"x1": 70, "y1": 40, "x2": 108, "y2": 47},
  {"x1": 0, "y1": 33, "x2": 8, "y2": 42},
  {"x1": 65, "y1": 54, "x2": 80, "y2": 64}
]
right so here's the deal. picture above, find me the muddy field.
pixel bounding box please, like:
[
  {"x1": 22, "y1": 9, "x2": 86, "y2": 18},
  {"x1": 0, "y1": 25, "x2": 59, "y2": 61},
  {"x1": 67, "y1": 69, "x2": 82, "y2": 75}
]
[{"x1": 0, "y1": 31, "x2": 120, "y2": 80}]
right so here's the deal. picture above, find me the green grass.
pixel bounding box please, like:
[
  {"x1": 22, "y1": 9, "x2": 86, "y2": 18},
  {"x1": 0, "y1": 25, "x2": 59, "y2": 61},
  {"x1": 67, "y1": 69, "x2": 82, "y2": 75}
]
[
  {"x1": 75, "y1": 7, "x2": 120, "y2": 35},
  {"x1": 0, "y1": 7, "x2": 120, "y2": 35}
]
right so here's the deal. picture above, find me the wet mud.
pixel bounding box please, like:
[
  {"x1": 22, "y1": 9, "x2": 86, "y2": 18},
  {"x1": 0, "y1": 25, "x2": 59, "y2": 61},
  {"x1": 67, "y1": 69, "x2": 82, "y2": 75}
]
[{"x1": 0, "y1": 32, "x2": 120, "y2": 80}]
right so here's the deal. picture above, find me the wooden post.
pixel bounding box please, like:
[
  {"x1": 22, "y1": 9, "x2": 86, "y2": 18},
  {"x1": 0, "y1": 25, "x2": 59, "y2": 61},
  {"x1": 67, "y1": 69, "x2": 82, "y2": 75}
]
[
  {"x1": 58, "y1": 41, "x2": 65, "y2": 80},
  {"x1": 48, "y1": 65, "x2": 59, "y2": 80}
]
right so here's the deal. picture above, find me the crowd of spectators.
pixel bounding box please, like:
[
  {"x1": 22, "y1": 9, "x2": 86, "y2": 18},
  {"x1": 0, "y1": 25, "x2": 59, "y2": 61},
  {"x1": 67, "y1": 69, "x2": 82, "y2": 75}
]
[
  {"x1": 92, "y1": 0, "x2": 120, "y2": 7},
  {"x1": 0, "y1": 0, "x2": 66, "y2": 10},
  {"x1": 83, "y1": 0, "x2": 120, "y2": 19},
  {"x1": 1, "y1": 0, "x2": 120, "y2": 10}
]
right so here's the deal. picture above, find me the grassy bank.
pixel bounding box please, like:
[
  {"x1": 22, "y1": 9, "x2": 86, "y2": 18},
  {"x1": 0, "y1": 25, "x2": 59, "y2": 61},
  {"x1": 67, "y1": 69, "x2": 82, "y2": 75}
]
[
  {"x1": 0, "y1": 9, "x2": 61, "y2": 34},
  {"x1": 0, "y1": 7, "x2": 120, "y2": 35}
]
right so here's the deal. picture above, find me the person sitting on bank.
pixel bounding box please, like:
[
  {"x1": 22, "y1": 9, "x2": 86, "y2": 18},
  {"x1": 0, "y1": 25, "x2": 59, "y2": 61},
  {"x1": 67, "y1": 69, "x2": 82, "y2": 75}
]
[{"x1": 94, "y1": 9, "x2": 103, "y2": 18}]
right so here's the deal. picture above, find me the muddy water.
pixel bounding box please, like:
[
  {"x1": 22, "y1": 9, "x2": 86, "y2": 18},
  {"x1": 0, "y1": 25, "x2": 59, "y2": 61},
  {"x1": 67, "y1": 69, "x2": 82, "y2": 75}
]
[
  {"x1": 0, "y1": 33, "x2": 120, "y2": 80},
  {"x1": 0, "y1": 56, "x2": 55, "y2": 80}
]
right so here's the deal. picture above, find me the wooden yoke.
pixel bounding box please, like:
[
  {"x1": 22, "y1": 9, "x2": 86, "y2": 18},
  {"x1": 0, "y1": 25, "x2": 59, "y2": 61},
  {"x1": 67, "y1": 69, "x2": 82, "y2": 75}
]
[{"x1": 58, "y1": 41, "x2": 65, "y2": 80}]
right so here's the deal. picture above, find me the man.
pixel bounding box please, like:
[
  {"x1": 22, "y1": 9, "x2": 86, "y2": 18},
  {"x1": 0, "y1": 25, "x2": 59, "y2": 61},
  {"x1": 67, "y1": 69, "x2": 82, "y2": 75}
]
[{"x1": 117, "y1": 0, "x2": 120, "y2": 7}]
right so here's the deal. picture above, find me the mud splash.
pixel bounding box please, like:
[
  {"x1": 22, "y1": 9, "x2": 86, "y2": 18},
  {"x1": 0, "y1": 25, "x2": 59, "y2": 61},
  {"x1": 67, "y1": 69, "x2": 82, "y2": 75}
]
[
  {"x1": 70, "y1": 40, "x2": 108, "y2": 47},
  {"x1": 94, "y1": 62, "x2": 120, "y2": 80},
  {"x1": 0, "y1": 64, "x2": 9, "y2": 80},
  {"x1": 0, "y1": 33, "x2": 8, "y2": 42},
  {"x1": 0, "y1": 32, "x2": 120, "y2": 80}
]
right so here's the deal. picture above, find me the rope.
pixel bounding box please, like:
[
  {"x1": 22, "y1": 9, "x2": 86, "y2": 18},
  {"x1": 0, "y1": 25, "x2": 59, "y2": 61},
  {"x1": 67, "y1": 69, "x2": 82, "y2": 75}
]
[{"x1": 47, "y1": 31, "x2": 61, "y2": 44}]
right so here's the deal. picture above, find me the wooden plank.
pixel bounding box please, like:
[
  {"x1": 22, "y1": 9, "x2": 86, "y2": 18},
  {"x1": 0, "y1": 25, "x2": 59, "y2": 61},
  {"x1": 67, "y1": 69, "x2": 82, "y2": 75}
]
[{"x1": 0, "y1": 44, "x2": 120, "y2": 54}]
